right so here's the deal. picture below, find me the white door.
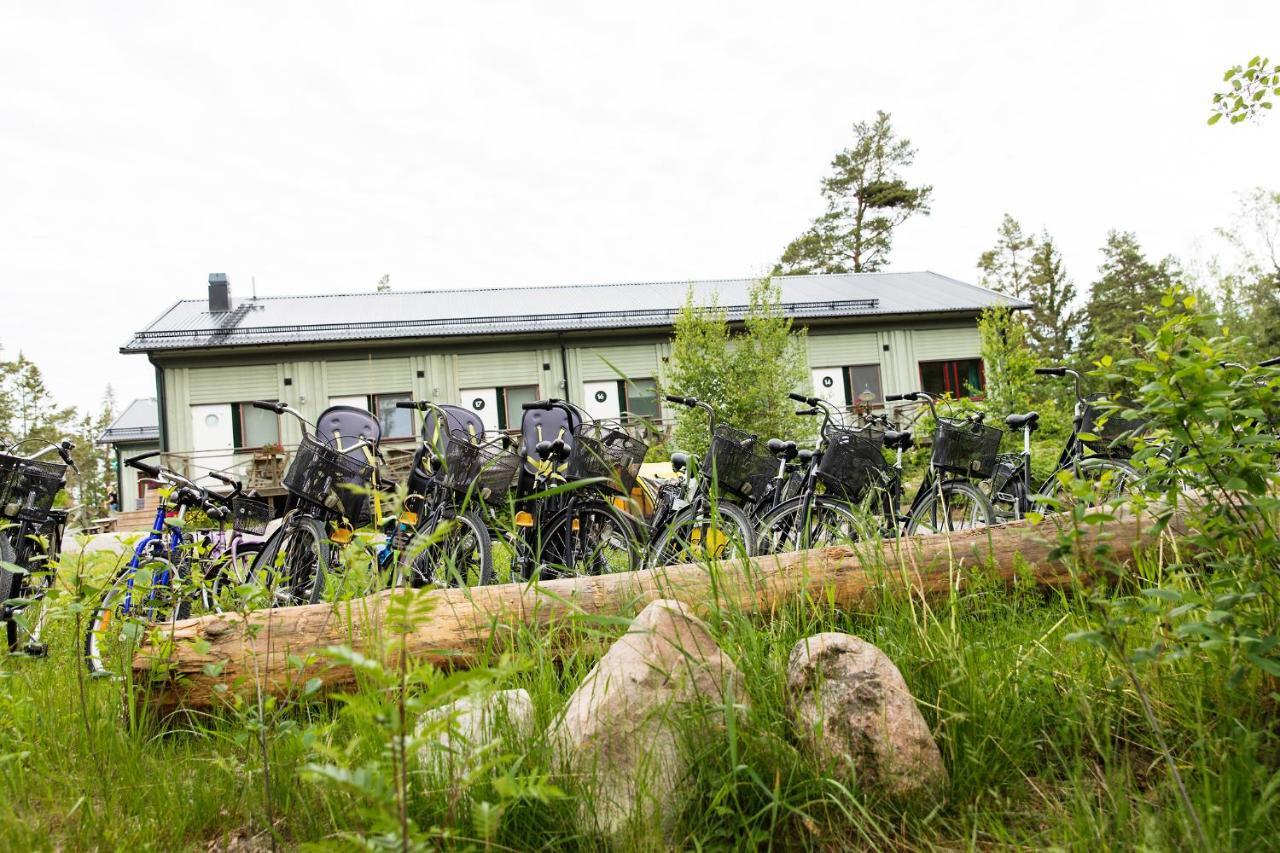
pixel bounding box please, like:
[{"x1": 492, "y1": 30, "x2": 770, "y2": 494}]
[
  {"x1": 190, "y1": 404, "x2": 235, "y2": 477},
  {"x1": 582, "y1": 380, "x2": 621, "y2": 421},
  {"x1": 459, "y1": 387, "x2": 498, "y2": 433},
  {"x1": 327, "y1": 395, "x2": 369, "y2": 411},
  {"x1": 810, "y1": 367, "x2": 846, "y2": 407}
]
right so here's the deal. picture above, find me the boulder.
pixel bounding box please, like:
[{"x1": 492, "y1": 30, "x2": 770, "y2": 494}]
[
  {"x1": 416, "y1": 688, "x2": 535, "y2": 777},
  {"x1": 787, "y1": 632, "x2": 947, "y2": 798},
  {"x1": 549, "y1": 599, "x2": 746, "y2": 840}
]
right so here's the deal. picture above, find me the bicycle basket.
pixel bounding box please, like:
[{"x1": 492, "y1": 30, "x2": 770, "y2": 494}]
[
  {"x1": 0, "y1": 458, "x2": 66, "y2": 523},
  {"x1": 707, "y1": 425, "x2": 774, "y2": 498},
  {"x1": 817, "y1": 427, "x2": 889, "y2": 499},
  {"x1": 431, "y1": 429, "x2": 484, "y2": 493},
  {"x1": 230, "y1": 496, "x2": 272, "y2": 535},
  {"x1": 930, "y1": 418, "x2": 1004, "y2": 478},
  {"x1": 989, "y1": 452, "x2": 1022, "y2": 502},
  {"x1": 474, "y1": 442, "x2": 522, "y2": 502},
  {"x1": 0, "y1": 454, "x2": 20, "y2": 510},
  {"x1": 565, "y1": 422, "x2": 648, "y2": 494},
  {"x1": 1080, "y1": 394, "x2": 1148, "y2": 458},
  {"x1": 282, "y1": 434, "x2": 373, "y2": 522}
]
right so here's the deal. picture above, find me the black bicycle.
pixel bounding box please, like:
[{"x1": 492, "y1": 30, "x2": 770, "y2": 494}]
[
  {"x1": 756, "y1": 391, "x2": 999, "y2": 551},
  {"x1": 0, "y1": 437, "x2": 77, "y2": 656}
]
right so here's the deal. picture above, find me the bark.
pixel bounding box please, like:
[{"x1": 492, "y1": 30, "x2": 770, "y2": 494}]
[{"x1": 131, "y1": 508, "x2": 1182, "y2": 713}]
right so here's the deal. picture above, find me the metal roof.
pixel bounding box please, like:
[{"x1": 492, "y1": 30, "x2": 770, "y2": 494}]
[
  {"x1": 122, "y1": 272, "x2": 1027, "y2": 353},
  {"x1": 98, "y1": 398, "x2": 159, "y2": 445}
]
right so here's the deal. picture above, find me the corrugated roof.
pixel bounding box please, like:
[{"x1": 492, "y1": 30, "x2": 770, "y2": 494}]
[
  {"x1": 98, "y1": 397, "x2": 159, "y2": 445},
  {"x1": 122, "y1": 272, "x2": 1027, "y2": 353}
]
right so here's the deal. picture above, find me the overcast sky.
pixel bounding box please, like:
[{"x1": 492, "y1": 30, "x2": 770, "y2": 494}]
[{"x1": 2, "y1": 1, "x2": 1277, "y2": 415}]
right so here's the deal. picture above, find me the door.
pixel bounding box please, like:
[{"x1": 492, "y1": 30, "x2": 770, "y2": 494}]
[
  {"x1": 582, "y1": 380, "x2": 622, "y2": 421},
  {"x1": 190, "y1": 403, "x2": 235, "y2": 476},
  {"x1": 810, "y1": 367, "x2": 847, "y2": 407},
  {"x1": 327, "y1": 395, "x2": 369, "y2": 411},
  {"x1": 459, "y1": 387, "x2": 499, "y2": 433}
]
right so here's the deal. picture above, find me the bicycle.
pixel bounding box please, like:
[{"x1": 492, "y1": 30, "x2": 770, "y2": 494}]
[
  {"x1": 645, "y1": 395, "x2": 765, "y2": 567},
  {"x1": 506, "y1": 398, "x2": 644, "y2": 579},
  {"x1": 247, "y1": 401, "x2": 383, "y2": 607},
  {"x1": 84, "y1": 454, "x2": 261, "y2": 673},
  {"x1": 383, "y1": 399, "x2": 519, "y2": 588},
  {"x1": 0, "y1": 436, "x2": 77, "y2": 656},
  {"x1": 756, "y1": 391, "x2": 999, "y2": 551},
  {"x1": 986, "y1": 367, "x2": 1144, "y2": 520}
]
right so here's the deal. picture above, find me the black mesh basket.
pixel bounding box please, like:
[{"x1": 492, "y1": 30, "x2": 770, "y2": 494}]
[
  {"x1": 930, "y1": 418, "x2": 1004, "y2": 478},
  {"x1": 707, "y1": 425, "x2": 774, "y2": 498},
  {"x1": 989, "y1": 452, "x2": 1023, "y2": 502},
  {"x1": 474, "y1": 443, "x2": 522, "y2": 502},
  {"x1": 817, "y1": 427, "x2": 889, "y2": 499},
  {"x1": 432, "y1": 430, "x2": 484, "y2": 492},
  {"x1": 0, "y1": 454, "x2": 21, "y2": 509},
  {"x1": 282, "y1": 435, "x2": 373, "y2": 523},
  {"x1": 230, "y1": 496, "x2": 272, "y2": 535},
  {"x1": 1080, "y1": 394, "x2": 1148, "y2": 458},
  {"x1": 1, "y1": 458, "x2": 67, "y2": 523},
  {"x1": 565, "y1": 422, "x2": 648, "y2": 494}
]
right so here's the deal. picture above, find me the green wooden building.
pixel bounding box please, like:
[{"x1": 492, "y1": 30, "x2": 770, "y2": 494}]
[{"x1": 114, "y1": 272, "x2": 1023, "y2": 492}]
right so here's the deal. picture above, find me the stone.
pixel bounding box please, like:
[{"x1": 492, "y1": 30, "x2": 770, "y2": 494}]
[
  {"x1": 416, "y1": 688, "x2": 535, "y2": 777},
  {"x1": 786, "y1": 632, "x2": 947, "y2": 798},
  {"x1": 549, "y1": 599, "x2": 746, "y2": 840}
]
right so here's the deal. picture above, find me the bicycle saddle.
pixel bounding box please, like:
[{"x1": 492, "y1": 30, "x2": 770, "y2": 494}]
[
  {"x1": 670, "y1": 451, "x2": 689, "y2": 472},
  {"x1": 1004, "y1": 411, "x2": 1040, "y2": 431},
  {"x1": 422, "y1": 404, "x2": 485, "y2": 446},
  {"x1": 766, "y1": 438, "x2": 798, "y2": 460},
  {"x1": 884, "y1": 430, "x2": 913, "y2": 450},
  {"x1": 796, "y1": 448, "x2": 814, "y2": 464}
]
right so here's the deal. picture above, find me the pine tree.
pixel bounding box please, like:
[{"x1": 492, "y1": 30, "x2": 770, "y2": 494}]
[
  {"x1": 1024, "y1": 234, "x2": 1083, "y2": 361},
  {"x1": 1083, "y1": 231, "x2": 1180, "y2": 365},
  {"x1": 774, "y1": 111, "x2": 932, "y2": 275},
  {"x1": 976, "y1": 214, "x2": 1036, "y2": 299}
]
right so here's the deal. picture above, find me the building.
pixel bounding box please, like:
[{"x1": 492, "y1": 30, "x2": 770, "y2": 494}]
[
  {"x1": 97, "y1": 396, "x2": 160, "y2": 511},
  {"x1": 116, "y1": 272, "x2": 1024, "y2": 491}
]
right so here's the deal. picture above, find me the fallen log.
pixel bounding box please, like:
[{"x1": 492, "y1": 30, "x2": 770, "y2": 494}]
[{"x1": 132, "y1": 508, "x2": 1184, "y2": 713}]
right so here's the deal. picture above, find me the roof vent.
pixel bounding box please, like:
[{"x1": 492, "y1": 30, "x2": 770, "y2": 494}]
[{"x1": 208, "y1": 273, "x2": 231, "y2": 313}]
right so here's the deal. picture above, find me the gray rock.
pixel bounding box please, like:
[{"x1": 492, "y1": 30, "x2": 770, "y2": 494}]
[
  {"x1": 549, "y1": 599, "x2": 746, "y2": 840},
  {"x1": 416, "y1": 688, "x2": 535, "y2": 777},
  {"x1": 787, "y1": 632, "x2": 947, "y2": 798}
]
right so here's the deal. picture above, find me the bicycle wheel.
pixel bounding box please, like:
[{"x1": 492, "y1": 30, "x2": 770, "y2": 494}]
[
  {"x1": 6, "y1": 531, "x2": 57, "y2": 654},
  {"x1": 903, "y1": 480, "x2": 996, "y2": 536},
  {"x1": 84, "y1": 558, "x2": 191, "y2": 675},
  {"x1": 403, "y1": 507, "x2": 494, "y2": 588},
  {"x1": 1035, "y1": 456, "x2": 1141, "y2": 514},
  {"x1": 207, "y1": 543, "x2": 264, "y2": 611},
  {"x1": 0, "y1": 533, "x2": 15, "y2": 617},
  {"x1": 755, "y1": 494, "x2": 865, "y2": 554},
  {"x1": 647, "y1": 501, "x2": 756, "y2": 567},
  {"x1": 249, "y1": 516, "x2": 328, "y2": 607},
  {"x1": 533, "y1": 498, "x2": 641, "y2": 578}
]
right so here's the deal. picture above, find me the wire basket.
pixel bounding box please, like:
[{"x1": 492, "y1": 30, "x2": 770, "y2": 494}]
[
  {"x1": 230, "y1": 496, "x2": 272, "y2": 535},
  {"x1": 0, "y1": 458, "x2": 67, "y2": 523},
  {"x1": 565, "y1": 422, "x2": 648, "y2": 494},
  {"x1": 707, "y1": 425, "x2": 774, "y2": 498},
  {"x1": 989, "y1": 452, "x2": 1023, "y2": 502},
  {"x1": 1080, "y1": 394, "x2": 1148, "y2": 458},
  {"x1": 817, "y1": 427, "x2": 889, "y2": 499},
  {"x1": 930, "y1": 417, "x2": 1004, "y2": 478},
  {"x1": 431, "y1": 430, "x2": 485, "y2": 492},
  {"x1": 0, "y1": 454, "x2": 21, "y2": 507},
  {"x1": 282, "y1": 435, "x2": 373, "y2": 523},
  {"x1": 474, "y1": 442, "x2": 522, "y2": 502}
]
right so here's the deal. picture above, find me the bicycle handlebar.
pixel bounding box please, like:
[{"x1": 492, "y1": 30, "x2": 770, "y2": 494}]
[
  {"x1": 788, "y1": 392, "x2": 819, "y2": 406},
  {"x1": 521, "y1": 399, "x2": 558, "y2": 411},
  {"x1": 251, "y1": 400, "x2": 288, "y2": 414},
  {"x1": 1261, "y1": 356, "x2": 1280, "y2": 368},
  {"x1": 665, "y1": 395, "x2": 696, "y2": 407},
  {"x1": 795, "y1": 408, "x2": 819, "y2": 416},
  {"x1": 125, "y1": 454, "x2": 163, "y2": 480},
  {"x1": 1034, "y1": 367, "x2": 1068, "y2": 377}
]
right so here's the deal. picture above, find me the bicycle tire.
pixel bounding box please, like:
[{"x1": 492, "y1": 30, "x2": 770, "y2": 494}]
[
  {"x1": 0, "y1": 533, "x2": 15, "y2": 615},
  {"x1": 903, "y1": 480, "x2": 996, "y2": 536},
  {"x1": 403, "y1": 507, "x2": 494, "y2": 588},
  {"x1": 207, "y1": 543, "x2": 264, "y2": 611},
  {"x1": 755, "y1": 494, "x2": 865, "y2": 554},
  {"x1": 1035, "y1": 456, "x2": 1140, "y2": 514},
  {"x1": 532, "y1": 498, "x2": 641, "y2": 578},
  {"x1": 248, "y1": 516, "x2": 328, "y2": 607},
  {"x1": 647, "y1": 501, "x2": 756, "y2": 567},
  {"x1": 84, "y1": 557, "x2": 191, "y2": 675}
]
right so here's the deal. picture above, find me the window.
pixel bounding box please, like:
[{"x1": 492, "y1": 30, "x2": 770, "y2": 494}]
[
  {"x1": 919, "y1": 359, "x2": 985, "y2": 398},
  {"x1": 374, "y1": 392, "x2": 414, "y2": 439},
  {"x1": 845, "y1": 364, "x2": 883, "y2": 408},
  {"x1": 232, "y1": 402, "x2": 281, "y2": 449},
  {"x1": 501, "y1": 385, "x2": 540, "y2": 430},
  {"x1": 622, "y1": 378, "x2": 659, "y2": 421}
]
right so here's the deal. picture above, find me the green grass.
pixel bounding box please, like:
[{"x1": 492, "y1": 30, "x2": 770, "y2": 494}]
[{"x1": 1, "y1": 539, "x2": 1277, "y2": 851}]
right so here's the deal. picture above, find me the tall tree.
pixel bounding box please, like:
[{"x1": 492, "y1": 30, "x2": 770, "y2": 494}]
[
  {"x1": 1209, "y1": 56, "x2": 1279, "y2": 125},
  {"x1": 1082, "y1": 231, "x2": 1180, "y2": 365},
  {"x1": 1216, "y1": 188, "x2": 1280, "y2": 355},
  {"x1": 1024, "y1": 234, "x2": 1083, "y2": 361},
  {"x1": 976, "y1": 214, "x2": 1036, "y2": 299},
  {"x1": 774, "y1": 111, "x2": 932, "y2": 275},
  {"x1": 667, "y1": 278, "x2": 811, "y2": 455}
]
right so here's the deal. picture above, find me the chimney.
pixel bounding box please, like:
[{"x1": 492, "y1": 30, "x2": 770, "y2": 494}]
[{"x1": 208, "y1": 273, "x2": 231, "y2": 313}]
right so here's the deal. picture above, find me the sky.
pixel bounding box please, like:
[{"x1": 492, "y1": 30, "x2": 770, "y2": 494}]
[{"x1": 2, "y1": 1, "x2": 1278, "y2": 415}]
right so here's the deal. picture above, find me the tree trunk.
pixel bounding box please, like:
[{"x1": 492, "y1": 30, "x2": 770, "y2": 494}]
[{"x1": 131, "y1": 509, "x2": 1181, "y2": 714}]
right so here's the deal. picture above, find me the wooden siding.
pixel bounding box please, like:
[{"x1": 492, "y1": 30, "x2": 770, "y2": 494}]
[
  {"x1": 911, "y1": 326, "x2": 982, "y2": 362},
  {"x1": 455, "y1": 351, "x2": 542, "y2": 389},
  {"x1": 578, "y1": 344, "x2": 662, "y2": 381},
  {"x1": 326, "y1": 357, "x2": 413, "y2": 396},
  {"x1": 805, "y1": 332, "x2": 880, "y2": 367},
  {"x1": 187, "y1": 364, "x2": 278, "y2": 405}
]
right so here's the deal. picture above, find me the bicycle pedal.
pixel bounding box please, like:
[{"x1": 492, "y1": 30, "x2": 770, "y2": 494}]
[{"x1": 19, "y1": 642, "x2": 48, "y2": 658}]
